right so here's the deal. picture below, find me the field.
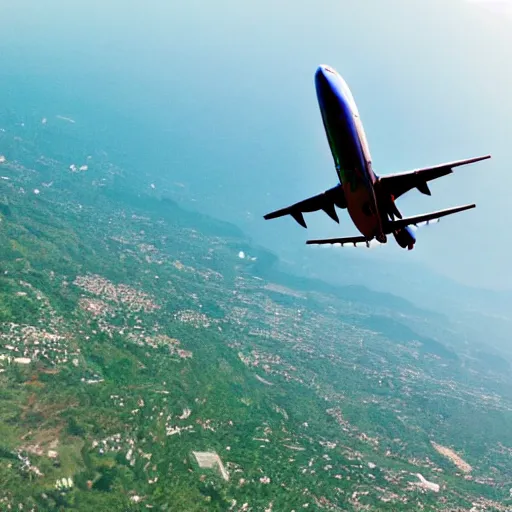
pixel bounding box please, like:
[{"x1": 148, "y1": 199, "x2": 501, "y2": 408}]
[{"x1": 0, "y1": 116, "x2": 511, "y2": 511}]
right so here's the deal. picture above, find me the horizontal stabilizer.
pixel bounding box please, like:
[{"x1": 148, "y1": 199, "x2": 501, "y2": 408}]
[
  {"x1": 384, "y1": 203, "x2": 475, "y2": 233},
  {"x1": 379, "y1": 154, "x2": 491, "y2": 200},
  {"x1": 306, "y1": 235, "x2": 370, "y2": 247}
]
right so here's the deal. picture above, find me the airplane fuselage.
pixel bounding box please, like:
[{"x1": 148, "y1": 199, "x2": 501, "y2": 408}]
[{"x1": 315, "y1": 65, "x2": 387, "y2": 243}]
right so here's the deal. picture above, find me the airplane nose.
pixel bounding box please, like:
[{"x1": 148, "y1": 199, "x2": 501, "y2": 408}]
[
  {"x1": 316, "y1": 65, "x2": 326, "y2": 76},
  {"x1": 315, "y1": 66, "x2": 330, "y2": 95},
  {"x1": 315, "y1": 65, "x2": 338, "y2": 105},
  {"x1": 315, "y1": 65, "x2": 328, "y2": 84}
]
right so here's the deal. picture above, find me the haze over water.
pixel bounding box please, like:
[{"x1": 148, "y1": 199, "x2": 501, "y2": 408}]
[{"x1": 2, "y1": 0, "x2": 511, "y2": 292}]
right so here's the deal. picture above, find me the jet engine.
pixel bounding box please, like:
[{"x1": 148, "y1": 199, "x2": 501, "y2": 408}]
[{"x1": 392, "y1": 226, "x2": 416, "y2": 250}]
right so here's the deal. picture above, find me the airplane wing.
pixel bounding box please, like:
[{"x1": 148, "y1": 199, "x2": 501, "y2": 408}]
[
  {"x1": 383, "y1": 203, "x2": 475, "y2": 233},
  {"x1": 306, "y1": 235, "x2": 369, "y2": 246},
  {"x1": 378, "y1": 155, "x2": 490, "y2": 199},
  {"x1": 263, "y1": 184, "x2": 346, "y2": 228}
]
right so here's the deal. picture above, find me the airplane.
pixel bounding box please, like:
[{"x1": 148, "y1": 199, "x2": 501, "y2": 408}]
[{"x1": 263, "y1": 64, "x2": 491, "y2": 250}]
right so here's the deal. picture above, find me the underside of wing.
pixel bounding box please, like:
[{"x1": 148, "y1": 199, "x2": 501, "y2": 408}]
[
  {"x1": 378, "y1": 155, "x2": 490, "y2": 200},
  {"x1": 383, "y1": 203, "x2": 475, "y2": 233},
  {"x1": 263, "y1": 184, "x2": 346, "y2": 228},
  {"x1": 306, "y1": 235, "x2": 369, "y2": 246}
]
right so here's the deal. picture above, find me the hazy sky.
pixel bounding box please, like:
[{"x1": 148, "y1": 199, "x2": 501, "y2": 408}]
[{"x1": 1, "y1": 0, "x2": 511, "y2": 289}]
